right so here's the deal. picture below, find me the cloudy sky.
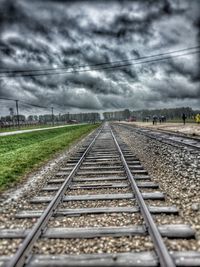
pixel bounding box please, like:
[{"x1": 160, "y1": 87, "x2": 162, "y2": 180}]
[{"x1": 0, "y1": 0, "x2": 199, "y2": 116}]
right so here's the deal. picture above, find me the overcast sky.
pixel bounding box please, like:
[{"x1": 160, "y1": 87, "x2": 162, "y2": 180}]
[{"x1": 0, "y1": 0, "x2": 199, "y2": 116}]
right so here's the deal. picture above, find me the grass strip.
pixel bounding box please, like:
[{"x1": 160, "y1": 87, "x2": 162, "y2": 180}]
[
  {"x1": 0, "y1": 124, "x2": 99, "y2": 191},
  {"x1": 0, "y1": 124, "x2": 87, "y2": 155}
]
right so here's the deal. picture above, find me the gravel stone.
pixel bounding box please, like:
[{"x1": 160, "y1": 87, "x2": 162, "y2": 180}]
[
  {"x1": 191, "y1": 203, "x2": 200, "y2": 211},
  {"x1": 0, "y1": 239, "x2": 22, "y2": 255}
]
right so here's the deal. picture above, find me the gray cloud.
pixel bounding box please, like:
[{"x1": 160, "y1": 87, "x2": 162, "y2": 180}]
[{"x1": 0, "y1": 0, "x2": 199, "y2": 115}]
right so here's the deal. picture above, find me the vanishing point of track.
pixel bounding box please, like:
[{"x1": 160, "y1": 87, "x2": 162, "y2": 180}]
[{"x1": 1, "y1": 123, "x2": 200, "y2": 266}]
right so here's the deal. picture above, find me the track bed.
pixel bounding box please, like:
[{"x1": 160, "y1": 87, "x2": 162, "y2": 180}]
[{"x1": 0, "y1": 123, "x2": 200, "y2": 266}]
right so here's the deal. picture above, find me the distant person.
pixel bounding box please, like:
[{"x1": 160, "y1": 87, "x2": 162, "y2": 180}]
[
  {"x1": 152, "y1": 115, "x2": 158, "y2": 125},
  {"x1": 162, "y1": 116, "x2": 166, "y2": 123},
  {"x1": 182, "y1": 113, "x2": 187, "y2": 125},
  {"x1": 143, "y1": 116, "x2": 149, "y2": 122},
  {"x1": 195, "y1": 113, "x2": 200, "y2": 124},
  {"x1": 160, "y1": 115, "x2": 166, "y2": 123}
]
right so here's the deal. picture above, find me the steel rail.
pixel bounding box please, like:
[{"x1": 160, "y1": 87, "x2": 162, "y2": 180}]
[
  {"x1": 8, "y1": 126, "x2": 102, "y2": 267},
  {"x1": 110, "y1": 126, "x2": 175, "y2": 267},
  {"x1": 134, "y1": 128, "x2": 200, "y2": 151},
  {"x1": 119, "y1": 123, "x2": 200, "y2": 151}
]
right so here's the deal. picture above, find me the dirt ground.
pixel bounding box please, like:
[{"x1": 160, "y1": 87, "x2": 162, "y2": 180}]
[{"x1": 121, "y1": 122, "x2": 200, "y2": 137}]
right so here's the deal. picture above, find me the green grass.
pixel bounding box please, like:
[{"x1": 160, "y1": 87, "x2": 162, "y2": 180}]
[{"x1": 0, "y1": 123, "x2": 100, "y2": 191}]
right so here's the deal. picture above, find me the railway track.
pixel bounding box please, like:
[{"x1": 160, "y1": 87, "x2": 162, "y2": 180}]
[
  {"x1": 117, "y1": 123, "x2": 200, "y2": 151},
  {"x1": 1, "y1": 123, "x2": 200, "y2": 266}
]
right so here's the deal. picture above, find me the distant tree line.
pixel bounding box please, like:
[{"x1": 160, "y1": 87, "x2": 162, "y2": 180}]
[
  {"x1": 103, "y1": 107, "x2": 200, "y2": 121},
  {"x1": 0, "y1": 112, "x2": 101, "y2": 127},
  {"x1": 103, "y1": 109, "x2": 131, "y2": 121},
  {"x1": 38, "y1": 112, "x2": 100, "y2": 123}
]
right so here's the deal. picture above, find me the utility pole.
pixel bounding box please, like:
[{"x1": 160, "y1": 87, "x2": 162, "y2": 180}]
[
  {"x1": 51, "y1": 107, "x2": 54, "y2": 126},
  {"x1": 15, "y1": 100, "x2": 20, "y2": 128},
  {"x1": 59, "y1": 113, "x2": 61, "y2": 125}
]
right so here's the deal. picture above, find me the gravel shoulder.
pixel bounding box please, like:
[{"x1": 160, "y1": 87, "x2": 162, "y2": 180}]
[{"x1": 114, "y1": 123, "x2": 200, "y2": 250}]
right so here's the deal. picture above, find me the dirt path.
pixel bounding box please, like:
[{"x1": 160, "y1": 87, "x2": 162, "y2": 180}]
[{"x1": 0, "y1": 123, "x2": 85, "y2": 137}]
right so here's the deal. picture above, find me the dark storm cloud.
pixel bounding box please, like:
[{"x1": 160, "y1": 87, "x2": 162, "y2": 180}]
[
  {"x1": 166, "y1": 58, "x2": 200, "y2": 83},
  {"x1": 0, "y1": 0, "x2": 199, "y2": 114},
  {"x1": 147, "y1": 77, "x2": 200, "y2": 100}
]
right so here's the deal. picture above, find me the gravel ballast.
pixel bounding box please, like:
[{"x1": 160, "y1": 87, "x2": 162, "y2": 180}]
[
  {"x1": 33, "y1": 236, "x2": 153, "y2": 255},
  {"x1": 113, "y1": 123, "x2": 200, "y2": 250},
  {"x1": 48, "y1": 213, "x2": 144, "y2": 228}
]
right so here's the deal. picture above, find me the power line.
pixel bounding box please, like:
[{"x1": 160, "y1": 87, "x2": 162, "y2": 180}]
[
  {"x1": 0, "y1": 45, "x2": 199, "y2": 75},
  {"x1": 19, "y1": 101, "x2": 48, "y2": 109},
  {"x1": 0, "y1": 97, "x2": 48, "y2": 109},
  {"x1": 0, "y1": 50, "x2": 199, "y2": 78},
  {"x1": 0, "y1": 97, "x2": 15, "y2": 101},
  {"x1": 0, "y1": 98, "x2": 47, "y2": 109},
  {"x1": 0, "y1": 97, "x2": 65, "y2": 114},
  {"x1": 0, "y1": 98, "x2": 59, "y2": 127},
  {"x1": 20, "y1": 101, "x2": 65, "y2": 114}
]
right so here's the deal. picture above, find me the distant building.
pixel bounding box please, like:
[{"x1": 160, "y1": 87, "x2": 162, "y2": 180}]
[{"x1": 128, "y1": 116, "x2": 136, "y2": 122}]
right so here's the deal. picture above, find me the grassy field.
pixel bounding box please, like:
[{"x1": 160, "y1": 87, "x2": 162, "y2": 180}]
[{"x1": 0, "y1": 123, "x2": 99, "y2": 191}]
